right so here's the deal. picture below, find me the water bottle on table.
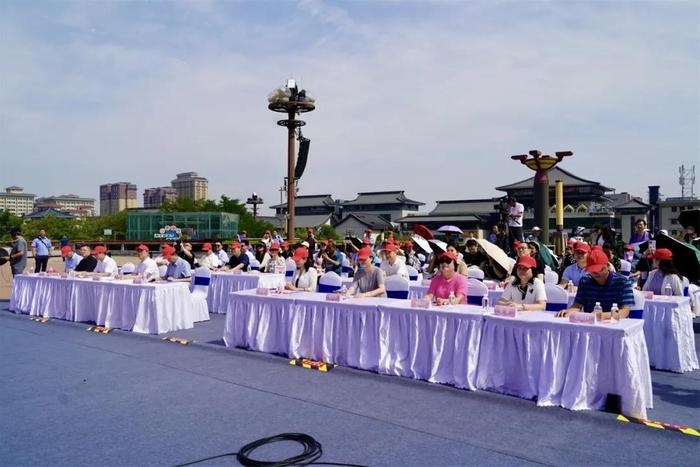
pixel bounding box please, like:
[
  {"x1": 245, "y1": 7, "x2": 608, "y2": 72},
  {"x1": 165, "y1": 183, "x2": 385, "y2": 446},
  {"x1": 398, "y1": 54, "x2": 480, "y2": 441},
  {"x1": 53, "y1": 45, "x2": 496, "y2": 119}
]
[
  {"x1": 593, "y1": 302, "x2": 603, "y2": 322},
  {"x1": 482, "y1": 295, "x2": 489, "y2": 309},
  {"x1": 610, "y1": 302, "x2": 619, "y2": 323},
  {"x1": 663, "y1": 284, "x2": 673, "y2": 296},
  {"x1": 448, "y1": 291, "x2": 455, "y2": 305}
]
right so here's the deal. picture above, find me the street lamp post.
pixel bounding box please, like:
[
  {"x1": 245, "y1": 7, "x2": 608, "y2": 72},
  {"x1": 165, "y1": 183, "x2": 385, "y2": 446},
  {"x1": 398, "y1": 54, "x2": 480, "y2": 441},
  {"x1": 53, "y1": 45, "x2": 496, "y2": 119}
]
[
  {"x1": 511, "y1": 150, "x2": 573, "y2": 242},
  {"x1": 246, "y1": 192, "x2": 263, "y2": 221},
  {"x1": 268, "y1": 80, "x2": 315, "y2": 242}
]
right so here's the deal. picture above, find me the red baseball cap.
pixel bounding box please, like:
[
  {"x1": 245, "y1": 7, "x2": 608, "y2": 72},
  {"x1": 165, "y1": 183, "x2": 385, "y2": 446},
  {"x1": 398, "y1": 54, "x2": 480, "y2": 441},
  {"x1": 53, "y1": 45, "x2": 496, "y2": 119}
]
[
  {"x1": 362, "y1": 239, "x2": 371, "y2": 245},
  {"x1": 270, "y1": 242, "x2": 280, "y2": 250},
  {"x1": 383, "y1": 243, "x2": 397, "y2": 253},
  {"x1": 306, "y1": 228, "x2": 313, "y2": 233},
  {"x1": 92, "y1": 245, "x2": 106, "y2": 255},
  {"x1": 281, "y1": 241, "x2": 289, "y2": 248},
  {"x1": 516, "y1": 256, "x2": 537, "y2": 268},
  {"x1": 513, "y1": 240, "x2": 521, "y2": 249},
  {"x1": 567, "y1": 239, "x2": 576, "y2": 247},
  {"x1": 202, "y1": 243, "x2": 212, "y2": 251},
  {"x1": 402, "y1": 241, "x2": 413, "y2": 248},
  {"x1": 162, "y1": 245, "x2": 176, "y2": 259},
  {"x1": 623, "y1": 244, "x2": 635, "y2": 251},
  {"x1": 292, "y1": 247, "x2": 309, "y2": 262},
  {"x1": 136, "y1": 244, "x2": 149, "y2": 252},
  {"x1": 653, "y1": 248, "x2": 673, "y2": 261},
  {"x1": 585, "y1": 249, "x2": 609, "y2": 273},
  {"x1": 439, "y1": 251, "x2": 458, "y2": 262},
  {"x1": 60, "y1": 245, "x2": 72, "y2": 257},
  {"x1": 574, "y1": 242, "x2": 591, "y2": 253},
  {"x1": 230, "y1": 241, "x2": 241, "y2": 249},
  {"x1": 357, "y1": 247, "x2": 372, "y2": 261}
]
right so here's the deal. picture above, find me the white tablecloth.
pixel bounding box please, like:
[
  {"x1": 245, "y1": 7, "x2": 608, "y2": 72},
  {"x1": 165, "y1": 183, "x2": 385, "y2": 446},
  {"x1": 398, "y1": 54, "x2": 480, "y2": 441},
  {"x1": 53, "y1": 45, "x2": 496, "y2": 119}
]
[
  {"x1": 476, "y1": 312, "x2": 652, "y2": 418},
  {"x1": 642, "y1": 296, "x2": 699, "y2": 373},
  {"x1": 408, "y1": 284, "x2": 505, "y2": 306},
  {"x1": 10, "y1": 274, "x2": 197, "y2": 334},
  {"x1": 223, "y1": 291, "x2": 485, "y2": 390},
  {"x1": 208, "y1": 272, "x2": 285, "y2": 314}
]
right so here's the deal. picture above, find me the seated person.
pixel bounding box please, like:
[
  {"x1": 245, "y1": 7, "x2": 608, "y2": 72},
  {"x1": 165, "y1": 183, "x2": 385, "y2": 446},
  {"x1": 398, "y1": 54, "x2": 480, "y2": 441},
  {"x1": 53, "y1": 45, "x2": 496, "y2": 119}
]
[
  {"x1": 556, "y1": 249, "x2": 634, "y2": 319},
  {"x1": 134, "y1": 244, "x2": 159, "y2": 281},
  {"x1": 321, "y1": 242, "x2": 343, "y2": 275},
  {"x1": 62, "y1": 246, "x2": 83, "y2": 272},
  {"x1": 227, "y1": 242, "x2": 249, "y2": 272},
  {"x1": 462, "y1": 239, "x2": 488, "y2": 268},
  {"x1": 264, "y1": 242, "x2": 287, "y2": 273},
  {"x1": 74, "y1": 244, "x2": 97, "y2": 272},
  {"x1": 642, "y1": 248, "x2": 684, "y2": 296},
  {"x1": 199, "y1": 243, "x2": 223, "y2": 270},
  {"x1": 559, "y1": 242, "x2": 590, "y2": 288},
  {"x1": 344, "y1": 247, "x2": 386, "y2": 298},
  {"x1": 254, "y1": 242, "x2": 271, "y2": 270},
  {"x1": 401, "y1": 241, "x2": 422, "y2": 270},
  {"x1": 90, "y1": 246, "x2": 117, "y2": 276},
  {"x1": 213, "y1": 242, "x2": 229, "y2": 264},
  {"x1": 163, "y1": 245, "x2": 192, "y2": 281},
  {"x1": 497, "y1": 256, "x2": 546, "y2": 311},
  {"x1": 424, "y1": 252, "x2": 468, "y2": 305},
  {"x1": 380, "y1": 243, "x2": 409, "y2": 280},
  {"x1": 285, "y1": 247, "x2": 318, "y2": 292}
]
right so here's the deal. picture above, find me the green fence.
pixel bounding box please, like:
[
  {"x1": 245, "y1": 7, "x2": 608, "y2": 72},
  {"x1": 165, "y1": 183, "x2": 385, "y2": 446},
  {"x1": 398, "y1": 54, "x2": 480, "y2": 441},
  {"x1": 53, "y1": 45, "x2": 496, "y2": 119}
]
[{"x1": 127, "y1": 211, "x2": 239, "y2": 241}]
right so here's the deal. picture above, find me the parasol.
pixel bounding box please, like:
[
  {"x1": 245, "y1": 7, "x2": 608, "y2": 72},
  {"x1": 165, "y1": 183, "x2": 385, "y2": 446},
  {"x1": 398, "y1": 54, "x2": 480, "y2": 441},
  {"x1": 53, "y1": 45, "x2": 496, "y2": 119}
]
[
  {"x1": 476, "y1": 238, "x2": 515, "y2": 275},
  {"x1": 412, "y1": 224, "x2": 434, "y2": 240},
  {"x1": 344, "y1": 236, "x2": 363, "y2": 249},
  {"x1": 428, "y1": 239, "x2": 448, "y2": 254},
  {"x1": 640, "y1": 233, "x2": 700, "y2": 282},
  {"x1": 411, "y1": 235, "x2": 432, "y2": 255},
  {"x1": 437, "y1": 225, "x2": 463, "y2": 234},
  {"x1": 678, "y1": 209, "x2": 699, "y2": 231}
]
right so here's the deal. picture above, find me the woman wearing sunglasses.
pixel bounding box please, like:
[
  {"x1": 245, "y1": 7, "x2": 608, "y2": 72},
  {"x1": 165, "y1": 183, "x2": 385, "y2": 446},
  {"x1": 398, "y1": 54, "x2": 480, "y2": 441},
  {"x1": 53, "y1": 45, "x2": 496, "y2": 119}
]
[{"x1": 424, "y1": 251, "x2": 468, "y2": 305}]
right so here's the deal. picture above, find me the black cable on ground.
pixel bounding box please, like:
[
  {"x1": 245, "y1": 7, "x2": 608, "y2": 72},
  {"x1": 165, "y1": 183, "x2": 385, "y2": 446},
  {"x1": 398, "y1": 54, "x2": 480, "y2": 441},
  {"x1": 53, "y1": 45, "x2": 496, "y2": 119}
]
[{"x1": 174, "y1": 432, "x2": 369, "y2": 467}]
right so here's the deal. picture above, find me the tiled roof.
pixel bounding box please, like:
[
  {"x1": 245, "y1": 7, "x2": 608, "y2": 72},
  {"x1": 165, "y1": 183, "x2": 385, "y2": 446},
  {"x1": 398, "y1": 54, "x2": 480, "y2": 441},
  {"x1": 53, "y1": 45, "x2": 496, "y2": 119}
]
[
  {"x1": 342, "y1": 191, "x2": 424, "y2": 206},
  {"x1": 496, "y1": 167, "x2": 613, "y2": 192},
  {"x1": 270, "y1": 194, "x2": 335, "y2": 210}
]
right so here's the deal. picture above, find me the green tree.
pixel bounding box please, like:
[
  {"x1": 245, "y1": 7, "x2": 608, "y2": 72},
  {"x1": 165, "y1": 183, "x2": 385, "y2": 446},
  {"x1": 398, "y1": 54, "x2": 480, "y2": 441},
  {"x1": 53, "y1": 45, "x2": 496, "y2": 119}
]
[{"x1": 0, "y1": 210, "x2": 23, "y2": 240}]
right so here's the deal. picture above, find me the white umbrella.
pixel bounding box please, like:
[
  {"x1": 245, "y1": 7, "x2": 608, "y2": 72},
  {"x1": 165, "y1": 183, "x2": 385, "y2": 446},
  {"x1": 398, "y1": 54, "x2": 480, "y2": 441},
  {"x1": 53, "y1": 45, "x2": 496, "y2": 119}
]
[
  {"x1": 476, "y1": 238, "x2": 515, "y2": 274},
  {"x1": 428, "y1": 239, "x2": 448, "y2": 254},
  {"x1": 411, "y1": 235, "x2": 432, "y2": 255}
]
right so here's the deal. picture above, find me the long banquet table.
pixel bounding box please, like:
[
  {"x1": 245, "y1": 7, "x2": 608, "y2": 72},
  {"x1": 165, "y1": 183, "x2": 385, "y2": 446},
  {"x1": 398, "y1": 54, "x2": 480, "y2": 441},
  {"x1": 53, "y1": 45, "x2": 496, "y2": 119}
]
[
  {"x1": 207, "y1": 272, "x2": 286, "y2": 314},
  {"x1": 642, "y1": 296, "x2": 699, "y2": 373},
  {"x1": 223, "y1": 290, "x2": 653, "y2": 417},
  {"x1": 10, "y1": 274, "x2": 197, "y2": 334}
]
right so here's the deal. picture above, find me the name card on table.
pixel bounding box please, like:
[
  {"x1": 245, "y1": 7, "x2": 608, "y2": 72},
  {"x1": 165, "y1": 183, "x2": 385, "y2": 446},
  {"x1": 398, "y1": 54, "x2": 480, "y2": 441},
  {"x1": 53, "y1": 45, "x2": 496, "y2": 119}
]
[
  {"x1": 493, "y1": 305, "x2": 518, "y2": 317},
  {"x1": 132, "y1": 278, "x2": 143, "y2": 285},
  {"x1": 569, "y1": 311, "x2": 596, "y2": 324},
  {"x1": 325, "y1": 293, "x2": 341, "y2": 302},
  {"x1": 410, "y1": 298, "x2": 430, "y2": 309},
  {"x1": 643, "y1": 291, "x2": 654, "y2": 300},
  {"x1": 92, "y1": 276, "x2": 102, "y2": 281},
  {"x1": 255, "y1": 287, "x2": 269, "y2": 296},
  {"x1": 60, "y1": 273, "x2": 69, "y2": 278}
]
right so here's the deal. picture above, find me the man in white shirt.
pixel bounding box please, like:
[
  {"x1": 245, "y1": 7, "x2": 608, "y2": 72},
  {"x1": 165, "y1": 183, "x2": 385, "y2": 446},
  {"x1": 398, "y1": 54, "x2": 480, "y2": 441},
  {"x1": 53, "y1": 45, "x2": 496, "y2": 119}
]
[
  {"x1": 134, "y1": 244, "x2": 159, "y2": 280},
  {"x1": 507, "y1": 196, "x2": 525, "y2": 245},
  {"x1": 380, "y1": 243, "x2": 409, "y2": 280},
  {"x1": 61, "y1": 246, "x2": 83, "y2": 272},
  {"x1": 199, "y1": 243, "x2": 222, "y2": 270},
  {"x1": 92, "y1": 246, "x2": 118, "y2": 276},
  {"x1": 242, "y1": 241, "x2": 256, "y2": 263},
  {"x1": 213, "y1": 242, "x2": 229, "y2": 264}
]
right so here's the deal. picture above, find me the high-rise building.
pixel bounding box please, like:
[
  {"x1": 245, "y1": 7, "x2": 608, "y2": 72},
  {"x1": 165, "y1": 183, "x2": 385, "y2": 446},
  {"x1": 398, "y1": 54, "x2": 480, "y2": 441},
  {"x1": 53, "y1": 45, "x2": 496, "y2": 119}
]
[
  {"x1": 143, "y1": 186, "x2": 178, "y2": 208},
  {"x1": 171, "y1": 172, "x2": 208, "y2": 200},
  {"x1": 0, "y1": 186, "x2": 36, "y2": 216},
  {"x1": 34, "y1": 194, "x2": 96, "y2": 218},
  {"x1": 100, "y1": 182, "x2": 137, "y2": 215}
]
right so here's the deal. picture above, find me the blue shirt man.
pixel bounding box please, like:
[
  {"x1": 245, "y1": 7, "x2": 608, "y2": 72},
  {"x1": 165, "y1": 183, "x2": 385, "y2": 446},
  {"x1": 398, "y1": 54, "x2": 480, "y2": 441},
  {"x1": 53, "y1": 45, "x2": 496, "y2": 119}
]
[
  {"x1": 561, "y1": 263, "x2": 587, "y2": 286},
  {"x1": 164, "y1": 246, "x2": 192, "y2": 279},
  {"x1": 321, "y1": 244, "x2": 343, "y2": 275},
  {"x1": 31, "y1": 232, "x2": 52, "y2": 256},
  {"x1": 63, "y1": 248, "x2": 83, "y2": 271}
]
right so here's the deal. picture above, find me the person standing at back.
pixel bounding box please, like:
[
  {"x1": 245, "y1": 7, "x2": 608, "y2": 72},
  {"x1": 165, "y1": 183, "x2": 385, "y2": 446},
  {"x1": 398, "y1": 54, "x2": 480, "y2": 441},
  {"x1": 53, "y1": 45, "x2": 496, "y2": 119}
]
[
  {"x1": 9, "y1": 228, "x2": 28, "y2": 276},
  {"x1": 507, "y1": 197, "x2": 525, "y2": 246},
  {"x1": 31, "y1": 229, "x2": 52, "y2": 272}
]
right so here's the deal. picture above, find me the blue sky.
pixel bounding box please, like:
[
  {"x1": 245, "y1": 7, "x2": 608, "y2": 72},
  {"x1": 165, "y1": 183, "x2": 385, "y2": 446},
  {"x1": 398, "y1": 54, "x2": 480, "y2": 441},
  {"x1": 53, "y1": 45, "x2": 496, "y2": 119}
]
[{"x1": 1, "y1": 0, "x2": 698, "y2": 214}]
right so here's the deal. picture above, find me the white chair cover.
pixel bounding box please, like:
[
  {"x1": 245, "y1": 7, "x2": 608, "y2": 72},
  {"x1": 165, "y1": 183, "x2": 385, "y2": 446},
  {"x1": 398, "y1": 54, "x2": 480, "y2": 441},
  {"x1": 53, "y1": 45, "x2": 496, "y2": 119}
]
[
  {"x1": 406, "y1": 265, "x2": 421, "y2": 281},
  {"x1": 545, "y1": 283, "x2": 568, "y2": 312},
  {"x1": 249, "y1": 259, "x2": 261, "y2": 271},
  {"x1": 630, "y1": 289, "x2": 645, "y2": 319},
  {"x1": 385, "y1": 275, "x2": 409, "y2": 299},
  {"x1": 121, "y1": 262, "x2": 136, "y2": 275},
  {"x1": 318, "y1": 271, "x2": 342, "y2": 292},
  {"x1": 189, "y1": 267, "x2": 210, "y2": 322},
  {"x1": 544, "y1": 269, "x2": 559, "y2": 285},
  {"x1": 158, "y1": 265, "x2": 167, "y2": 277},
  {"x1": 341, "y1": 257, "x2": 353, "y2": 277},
  {"x1": 620, "y1": 260, "x2": 632, "y2": 277},
  {"x1": 467, "y1": 266, "x2": 484, "y2": 281},
  {"x1": 466, "y1": 278, "x2": 488, "y2": 305},
  {"x1": 285, "y1": 259, "x2": 296, "y2": 283}
]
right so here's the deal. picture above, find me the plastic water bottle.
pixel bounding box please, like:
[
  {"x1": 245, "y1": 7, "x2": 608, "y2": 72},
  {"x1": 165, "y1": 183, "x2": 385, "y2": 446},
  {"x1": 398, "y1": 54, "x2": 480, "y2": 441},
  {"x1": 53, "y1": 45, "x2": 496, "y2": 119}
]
[
  {"x1": 593, "y1": 302, "x2": 603, "y2": 322},
  {"x1": 448, "y1": 291, "x2": 455, "y2": 305},
  {"x1": 664, "y1": 284, "x2": 673, "y2": 296},
  {"x1": 340, "y1": 284, "x2": 347, "y2": 295},
  {"x1": 482, "y1": 295, "x2": 489, "y2": 309},
  {"x1": 610, "y1": 303, "x2": 619, "y2": 323},
  {"x1": 567, "y1": 280, "x2": 574, "y2": 293}
]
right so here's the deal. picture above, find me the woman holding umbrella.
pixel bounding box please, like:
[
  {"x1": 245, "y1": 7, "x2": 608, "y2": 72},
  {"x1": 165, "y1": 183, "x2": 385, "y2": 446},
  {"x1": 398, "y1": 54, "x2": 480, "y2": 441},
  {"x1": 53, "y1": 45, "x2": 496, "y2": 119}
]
[{"x1": 642, "y1": 248, "x2": 684, "y2": 296}]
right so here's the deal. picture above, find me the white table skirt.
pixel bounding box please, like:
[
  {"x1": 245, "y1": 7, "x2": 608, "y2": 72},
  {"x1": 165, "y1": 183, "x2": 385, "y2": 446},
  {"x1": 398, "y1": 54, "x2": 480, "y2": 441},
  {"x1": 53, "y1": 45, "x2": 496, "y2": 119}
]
[
  {"x1": 642, "y1": 297, "x2": 699, "y2": 373},
  {"x1": 11, "y1": 274, "x2": 196, "y2": 334},
  {"x1": 408, "y1": 284, "x2": 510, "y2": 306},
  {"x1": 223, "y1": 291, "x2": 485, "y2": 389},
  {"x1": 476, "y1": 312, "x2": 652, "y2": 418},
  {"x1": 208, "y1": 272, "x2": 285, "y2": 314}
]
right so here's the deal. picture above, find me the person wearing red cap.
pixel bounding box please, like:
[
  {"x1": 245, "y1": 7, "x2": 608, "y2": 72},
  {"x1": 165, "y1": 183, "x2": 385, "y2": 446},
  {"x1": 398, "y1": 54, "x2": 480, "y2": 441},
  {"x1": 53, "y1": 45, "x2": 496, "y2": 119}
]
[
  {"x1": 304, "y1": 228, "x2": 317, "y2": 254},
  {"x1": 61, "y1": 245, "x2": 83, "y2": 272},
  {"x1": 226, "y1": 242, "x2": 249, "y2": 272},
  {"x1": 642, "y1": 248, "x2": 683, "y2": 296},
  {"x1": 285, "y1": 247, "x2": 318, "y2": 292},
  {"x1": 199, "y1": 243, "x2": 223, "y2": 270},
  {"x1": 559, "y1": 242, "x2": 590, "y2": 288},
  {"x1": 497, "y1": 256, "x2": 546, "y2": 311},
  {"x1": 163, "y1": 245, "x2": 192, "y2": 281},
  {"x1": 556, "y1": 248, "x2": 634, "y2": 318},
  {"x1": 424, "y1": 251, "x2": 468, "y2": 305},
  {"x1": 401, "y1": 241, "x2": 422, "y2": 270},
  {"x1": 134, "y1": 244, "x2": 159, "y2": 280},
  {"x1": 264, "y1": 242, "x2": 287, "y2": 273},
  {"x1": 622, "y1": 244, "x2": 635, "y2": 263},
  {"x1": 92, "y1": 245, "x2": 117, "y2": 276},
  {"x1": 280, "y1": 241, "x2": 290, "y2": 259},
  {"x1": 380, "y1": 243, "x2": 409, "y2": 280},
  {"x1": 320, "y1": 242, "x2": 343, "y2": 276},
  {"x1": 344, "y1": 247, "x2": 386, "y2": 298}
]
